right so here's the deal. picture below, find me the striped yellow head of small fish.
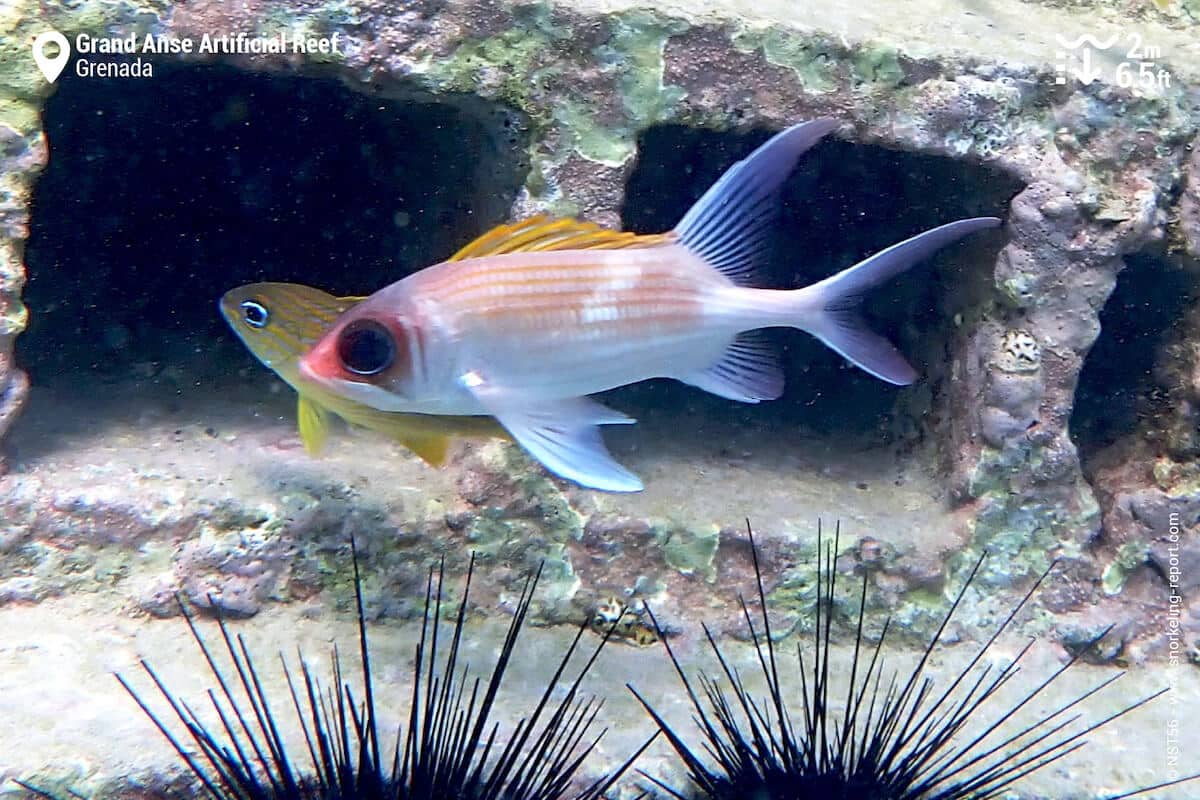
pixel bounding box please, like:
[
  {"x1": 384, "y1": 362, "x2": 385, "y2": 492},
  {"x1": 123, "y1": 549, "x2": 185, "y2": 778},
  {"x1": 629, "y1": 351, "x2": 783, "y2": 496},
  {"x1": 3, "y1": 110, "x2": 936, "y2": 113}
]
[
  {"x1": 219, "y1": 281, "x2": 507, "y2": 463},
  {"x1": 219, "y1": 282, "x2": 353, "y2": 383}
]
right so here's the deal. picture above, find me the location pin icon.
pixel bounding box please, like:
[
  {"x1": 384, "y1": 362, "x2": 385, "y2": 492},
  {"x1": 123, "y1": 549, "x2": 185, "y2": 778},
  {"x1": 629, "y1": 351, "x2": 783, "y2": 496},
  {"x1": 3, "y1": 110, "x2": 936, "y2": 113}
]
[{"x1": 32, "y1": 30, "x2": 70, "y2": 83}]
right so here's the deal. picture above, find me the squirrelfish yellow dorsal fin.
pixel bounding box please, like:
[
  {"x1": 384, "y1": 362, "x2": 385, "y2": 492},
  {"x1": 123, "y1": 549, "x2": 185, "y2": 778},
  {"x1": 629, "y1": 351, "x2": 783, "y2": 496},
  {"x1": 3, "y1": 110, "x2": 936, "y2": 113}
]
[
  {"x1": 448, "y1": 215, "x2": 674, "y2": 261},
  {"x1": 297, "y1": 395, "x2": 332, "y2": 455}
]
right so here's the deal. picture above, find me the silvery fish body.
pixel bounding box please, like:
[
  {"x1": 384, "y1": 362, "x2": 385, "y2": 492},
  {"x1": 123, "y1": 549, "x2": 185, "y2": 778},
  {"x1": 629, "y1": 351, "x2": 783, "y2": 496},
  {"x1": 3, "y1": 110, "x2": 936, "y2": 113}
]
[
  {"x1": 300, "y1": 120, "x2": 1001, "y2": 491},
  {"x1": 324, "y1": 245, "x2": 801, "y2": 414}
]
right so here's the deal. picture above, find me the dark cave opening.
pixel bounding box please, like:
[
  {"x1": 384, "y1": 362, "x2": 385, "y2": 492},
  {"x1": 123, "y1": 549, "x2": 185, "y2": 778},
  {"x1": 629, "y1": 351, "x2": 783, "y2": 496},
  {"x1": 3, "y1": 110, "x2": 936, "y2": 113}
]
[
  {"x1": 18, "y1": 61, "x2": 528, "y2": 388},
  {"x1": 618, "y1": 124, "x2": 1019, "y2": 439},
  {"x1": 1071, "y1": 254, "x2": 1198, "y2": 464}
]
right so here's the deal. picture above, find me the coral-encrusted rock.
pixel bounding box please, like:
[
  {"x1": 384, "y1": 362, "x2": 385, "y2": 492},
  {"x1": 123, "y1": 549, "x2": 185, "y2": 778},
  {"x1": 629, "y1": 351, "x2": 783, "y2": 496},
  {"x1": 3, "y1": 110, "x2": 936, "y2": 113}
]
[
  {"x1": 174, "y1": 529, "x2": 294, "y2": 618},
  {"x1": 0, "y1": 0, "x2": 1198, "y2": 788},
  {"x1": 1149, "y1": 302, "x2": 1200, "y2": 460},
  {"x1": 0, "y1": 123, "x2": 42, "y2": 443},
  {"x1": 0, "y1": 0, "x2": 1197, "y2": 791},
  {"x1": 454, "y1": 441, "x2": 547, "y2": 517},
  {"x1": 135, "y1": 572, "x2": 181, "y2": 618},
  {"x1": 951, "y1": 182, "x2": 1108, "y2": 578},
  {"x1": 1180, "y1": 140, "x2": 1200, "y2": 260},
  {"x1": 581, "y1": 514, "x2": 652, "y2": 555},
  {"x1": 980, "y1": 351, "x2": 1043, "y2": 448},
  {"x1": 2, "y1": 0, "x2": 1197, "y2": 599}
]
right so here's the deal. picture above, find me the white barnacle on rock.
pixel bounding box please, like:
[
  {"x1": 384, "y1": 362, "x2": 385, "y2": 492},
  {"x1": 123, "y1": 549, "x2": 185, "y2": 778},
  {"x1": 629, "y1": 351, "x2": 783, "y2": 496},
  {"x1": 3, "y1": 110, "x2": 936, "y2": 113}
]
[
  {"x1": 594, "y1": 594, "x2": 625, "y2": 623},
  {"x1": 994, "y1": 329, "x2": 1041, "y2": 373}
]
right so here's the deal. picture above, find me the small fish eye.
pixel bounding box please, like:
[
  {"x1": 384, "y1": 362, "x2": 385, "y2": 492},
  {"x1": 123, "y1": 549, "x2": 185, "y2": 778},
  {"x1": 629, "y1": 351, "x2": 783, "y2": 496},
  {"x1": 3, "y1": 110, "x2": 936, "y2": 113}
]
[
  {"x1": 240, "y1": 300, "x2": 269, "y2": 329},
  {"x1": 337, "y1": 320, "x2": 395, "y2": 376}
]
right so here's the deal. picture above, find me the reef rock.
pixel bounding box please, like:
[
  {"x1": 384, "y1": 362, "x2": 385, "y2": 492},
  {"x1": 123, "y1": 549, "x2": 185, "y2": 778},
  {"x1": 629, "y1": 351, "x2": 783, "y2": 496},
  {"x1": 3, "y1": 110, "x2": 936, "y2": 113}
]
[{"x1": 0, "y1": 0, "x2": 1198, "y2": 793}]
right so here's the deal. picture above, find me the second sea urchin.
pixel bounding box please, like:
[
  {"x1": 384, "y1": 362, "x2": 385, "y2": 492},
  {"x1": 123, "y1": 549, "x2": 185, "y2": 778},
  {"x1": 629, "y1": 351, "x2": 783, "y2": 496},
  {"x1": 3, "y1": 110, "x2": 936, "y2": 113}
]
[{"x1": 632, "y1": 522, "x2": 1198, "y2": 800}]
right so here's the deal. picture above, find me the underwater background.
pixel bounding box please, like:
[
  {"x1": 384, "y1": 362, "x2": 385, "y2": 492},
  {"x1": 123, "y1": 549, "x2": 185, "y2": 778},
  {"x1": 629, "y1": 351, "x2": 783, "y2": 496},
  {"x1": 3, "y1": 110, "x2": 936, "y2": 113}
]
[{"x1": 0, "y1": 0, "x2": 1198, "y2": 797}]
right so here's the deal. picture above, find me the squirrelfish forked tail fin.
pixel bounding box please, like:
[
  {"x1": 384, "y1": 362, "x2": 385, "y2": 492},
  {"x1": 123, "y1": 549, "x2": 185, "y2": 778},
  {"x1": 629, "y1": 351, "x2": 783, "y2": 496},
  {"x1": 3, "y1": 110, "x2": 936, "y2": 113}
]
[
  {"x1": 793, "y1": 217, "x2": 1003, "y2": 385},
  {"x1": 670, "y1": 118, "x2": 1002, "y2": 390}
]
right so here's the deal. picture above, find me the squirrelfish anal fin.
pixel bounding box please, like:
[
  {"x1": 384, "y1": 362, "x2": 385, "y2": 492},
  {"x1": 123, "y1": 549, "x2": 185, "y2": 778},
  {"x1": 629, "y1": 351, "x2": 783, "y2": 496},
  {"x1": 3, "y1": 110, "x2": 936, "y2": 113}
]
[
  {"x1": 344, "y1": 406, "x2": 492, "y2": 466},
  {"x1": 683, "y1": 331, "x2": 783, "y2": 403},
  {"x1": 449, "y1": 214, "x2": 673, "y2": 261},
  {"x1": 462, "y1": 378, "x2": 641, "y2": 492},
  {"x1": 297, "y1": 395, "x2": 332, "y2": 455},
  {"x1": 342, "y1": 401, "x2": 508, "y2": 466}
]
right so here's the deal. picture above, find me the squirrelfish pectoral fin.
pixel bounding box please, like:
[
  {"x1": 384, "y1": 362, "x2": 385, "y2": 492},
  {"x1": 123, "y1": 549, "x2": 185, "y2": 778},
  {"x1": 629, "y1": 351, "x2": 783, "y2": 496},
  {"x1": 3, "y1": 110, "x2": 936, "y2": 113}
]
[
  {"x1": 462, "y1": 380, "x2": 642, "y2": 492},
  {"x1": 297, "y1": 395, "x2": 332, "y2": 455},
  {"x1": 449, "y1": 215, "x2": 673, "y2": 261}
]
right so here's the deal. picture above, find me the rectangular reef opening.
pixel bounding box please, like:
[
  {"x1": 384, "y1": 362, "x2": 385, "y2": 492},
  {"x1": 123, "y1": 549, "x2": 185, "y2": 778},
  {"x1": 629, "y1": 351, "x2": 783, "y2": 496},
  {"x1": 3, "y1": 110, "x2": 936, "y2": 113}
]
[
  {"x1": 1071, "y1": 253, "x2": 1200, "y2": 471},
  {"x1": 616, "y1": 123, "x2": 1019, "y2": 478},
  {"x1": 11, "y1": 61, "x2": 529, "y2": 462}
]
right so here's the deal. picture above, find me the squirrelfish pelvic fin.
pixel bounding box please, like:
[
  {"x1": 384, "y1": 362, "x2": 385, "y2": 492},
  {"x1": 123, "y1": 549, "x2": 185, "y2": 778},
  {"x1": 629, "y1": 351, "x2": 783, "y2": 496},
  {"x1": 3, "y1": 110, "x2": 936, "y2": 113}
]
[
  {"x1": 297, "y1": 118, "x2": 1003, "y2": 493},
  {"x1": 218, "y1": 282, "x2": 506, "y2": 465}
]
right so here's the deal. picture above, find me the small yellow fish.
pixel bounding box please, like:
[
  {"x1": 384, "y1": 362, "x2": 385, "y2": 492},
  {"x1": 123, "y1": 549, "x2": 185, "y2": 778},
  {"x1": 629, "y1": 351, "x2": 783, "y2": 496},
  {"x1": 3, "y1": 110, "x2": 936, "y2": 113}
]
[{"x1": 218, "y1": 282, "x2": 505, "y2": 466}]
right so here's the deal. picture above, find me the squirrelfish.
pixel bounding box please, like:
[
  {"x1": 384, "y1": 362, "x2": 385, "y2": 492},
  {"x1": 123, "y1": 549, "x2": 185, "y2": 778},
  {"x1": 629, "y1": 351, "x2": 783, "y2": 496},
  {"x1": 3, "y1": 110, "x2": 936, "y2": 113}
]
[
  {"x1": 298, "y1": 119, "x2": 1001, "y2": 491},
  {"x1": 219, "y1": 282, "x2": 505, "y2": 465}
]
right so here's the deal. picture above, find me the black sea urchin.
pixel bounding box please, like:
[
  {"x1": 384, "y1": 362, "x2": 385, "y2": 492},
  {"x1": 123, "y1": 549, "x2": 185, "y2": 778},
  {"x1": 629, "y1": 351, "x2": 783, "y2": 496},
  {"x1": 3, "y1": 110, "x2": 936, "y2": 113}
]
[
  {"x1": 631, "y1": 522, "x2": 1198, "y2": 800},
  {"x1": 116, "y1": 545, "x2": 653, "y2": 800}
]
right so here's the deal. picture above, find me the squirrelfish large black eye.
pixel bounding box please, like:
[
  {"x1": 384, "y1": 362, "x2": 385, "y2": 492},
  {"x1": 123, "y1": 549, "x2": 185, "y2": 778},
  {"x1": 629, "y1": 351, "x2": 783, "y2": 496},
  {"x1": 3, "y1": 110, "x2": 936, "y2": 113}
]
[
  {"x1": 240, "y1": 300, "x2": 269, "y2": 329},
  {"x1": 337, "y1": 320, "x2": 395, "y2": 376}
]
